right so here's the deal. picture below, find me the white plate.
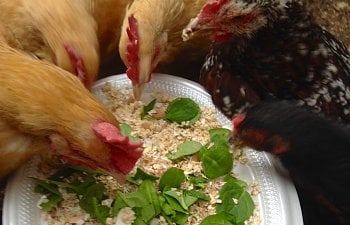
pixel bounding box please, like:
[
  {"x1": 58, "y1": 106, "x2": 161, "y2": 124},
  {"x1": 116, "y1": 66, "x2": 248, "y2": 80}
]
[{"x1": 3, "y1": 74, "x2": 303, "y2": 225}]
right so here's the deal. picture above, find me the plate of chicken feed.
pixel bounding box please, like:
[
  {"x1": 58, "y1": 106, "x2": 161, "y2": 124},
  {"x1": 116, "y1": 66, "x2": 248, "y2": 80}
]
[{"x1": 3, "y1": 74, "x2": 303, "y2": 225}]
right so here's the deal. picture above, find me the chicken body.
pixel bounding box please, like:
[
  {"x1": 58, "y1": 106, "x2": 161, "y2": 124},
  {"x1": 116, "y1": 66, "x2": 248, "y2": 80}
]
[
  {"x1": 232, "y1": 101, "x2": 350, "y2": 225},
  {"x1": 119, "y1": 0, "x2": 211, "y2": 99},
  {"x1": 183, "y1": 0, "x2": 350, "y2": 123},
  {"x1": 0, "y1": 0, "x2": 99, "y2": 88},
  {"x1": 0, "y1": 43, "x2": 142, "y2": 178},
  {"x1": 88, "y1": 0, "x2": 131, "y2": 63}
]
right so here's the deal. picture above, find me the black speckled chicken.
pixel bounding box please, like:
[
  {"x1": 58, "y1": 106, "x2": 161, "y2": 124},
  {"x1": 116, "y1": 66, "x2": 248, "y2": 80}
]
[
  {"x1": 232, "y1": 100, "x2": 350, "y2": 225},
  {"x1": 182, "y1": 0, "x2": 350, "y2": 123}
]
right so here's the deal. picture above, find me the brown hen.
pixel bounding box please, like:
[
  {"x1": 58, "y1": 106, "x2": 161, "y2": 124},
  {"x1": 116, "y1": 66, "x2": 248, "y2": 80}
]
[
  {"x1": 88, "y1": 0, "x2": 131, "y2": 63},
  {"x1": 0, "y1": 41, "x2": 142, "y2": 179},
  {"x1": 0, "y1": 0, "x2": 100, "y2": 88},
  {"x1": 119, "y1": 0, "x2": 211, "y2": 99}
]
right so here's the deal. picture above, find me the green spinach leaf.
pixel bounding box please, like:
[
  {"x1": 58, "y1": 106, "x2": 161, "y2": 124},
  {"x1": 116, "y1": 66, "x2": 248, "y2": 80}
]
[
  {"x1": 167, "y1": 140, "x2": 203, "y2": 160},
  {"x1": 159, "y1": 167, "x2": 185, "y2": 190},
  {"x1": 127, "y1": 168, "x2": 158, "y2": 185},
  {"x1": 119, "y1": 123, "x2": 141, "y2": 143},
  {"x1": 200, "y1": 213, "x2": 234, "y2": 225},
  {"x1": 165, "y1": 98, "x2": 200, "y2": 123},
  {"x1": 216, "y1": 180, "x2": 255, "y2": 224},
  {"x1": 39, "y1": 193, "x2": 63, "y2": 212},
  {"x1": 201, "y1": 144, "x2": 233, "y2": 179},
  {"x1": 141, "y1": 99, "x2": 157, "y2": 119}
]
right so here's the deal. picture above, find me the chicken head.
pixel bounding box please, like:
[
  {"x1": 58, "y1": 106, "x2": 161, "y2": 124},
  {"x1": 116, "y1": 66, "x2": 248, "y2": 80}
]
[
  {"x1": 119, "y1": 12, "x2": 167, "y2": 100},
  {"x1": 119, "y1": 0, "x2": 210, "y2": 100},
  {"x1": 0, "y1": 43, "x2": 142, "y2": 178},
  {"x1": 182, "y1": 0, "x2": 269, "y2": 42}
]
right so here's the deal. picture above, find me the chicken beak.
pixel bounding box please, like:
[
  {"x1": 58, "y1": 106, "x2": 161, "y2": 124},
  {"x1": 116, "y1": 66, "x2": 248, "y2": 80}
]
[
  {"x1": 182, "y1": 17, "x2": 218, "y2": 41},
  {"x1": 132, "y1": 54, "x2": 153, "y2": 100},
  {"x1": 182, "y1": 17, "x2": 200, "y2": 41},
  {"x1": 133, "y1": 83, "x2": 145, "y2": 100}
]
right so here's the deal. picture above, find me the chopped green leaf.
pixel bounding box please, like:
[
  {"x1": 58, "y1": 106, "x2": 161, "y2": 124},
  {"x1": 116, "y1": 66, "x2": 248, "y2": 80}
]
[
  {"x1": 184, "y1": 190, "x2": 210, "y2": 202},
  {"x1": 181, "y1": 190, "x2": 210, "y2": 208},
  {"x1": 140, "y1": 205, "x2": 157, "y2": 223},
  {"x1": 117, "y1": 192, "x2": 149, "y2": 208},
  {"x1": 198, "y1": 127, "x2": 234, "y2": 179},
  {"x1": 79, "y1": 183, "x2": 106, "y2": 217},
  {"x1": 185, "y1": 110, "x2": 202, "y2": 126},
  {"x1": 119, "y1": 123, "x2": 141, "y2": 143},
  {"x1": 46, "y1": 180, "x2": 84, "y2": 194},
  {"x1": 201, "y1": 143, "x2": 233, "y2": 179},
  {"x1": 164, "y1": 190, "x2": 188, "y2": 211},
  {"x1": 138, "y1": 180, "x2": 162, "y2": 216},
  {"x1": 159, "y1": 167, "x2": 185, "y2": 190},
  {"x1": 39, "y1": 194, "x2": 63, "y2": 212},
  {"x1": 118, "y1": 190, "x2": 157, "y2": 223},
  {"x1": 209, "y1": 128, "x2": 232, "y2": 144},
  {"x1": 91, "y1": 197, "x2": 110, "y2": 225},
  {"x1": 161, "y1": 204, "x2": 178, "y2": 225},
  {"x1": 32, "y1": 178, "x2": 61, "y2": 195},
  {"x1": 224, "y1": 175, "x2": 248, "y2": 189},
  {"x1": 167, "y1": 140, "x2": 203, "y2": 160},
  {"x1": 141, "y1": 99, "x2": 157, "y2": 119},
  {"x1": 112, "y1": 195, "x2": 128, "y2": 216},
  {"x1": 200, "y1": 213, "x2": 234, "y2": 225},
  {"x1": 174, "y1": 212, "x2": 189, "y2": 225},
  {"x1": 132, "y1": 218, "x2": 148, "y2": 225},
  {"x1": 162, "y1": 202, "x2": 176, "y2": 216},
  {"x1": 119, "y1": 123, "x2": 133, "y2": 136},
  {"x1": 127, "y1": 168, "x2": 158, "y2": 185},
  {"x1": 114, "y1": 181, "x2": 162, "y2": 224},
  {"x1": 163, "y1": 194, "x2": 188, "y2": 214},
  {"x1": 183, "y1": 193, "x2": 198, "y2": 208},
  {"x1": 187, "y1": 175, "x2": 209, "y2": 189},
  {"x1": 166, "y1": 98, "x2": 201, "y2": 123},
  {"x1": 216, "y1": 181, "x2": 255, "y2": 224}
]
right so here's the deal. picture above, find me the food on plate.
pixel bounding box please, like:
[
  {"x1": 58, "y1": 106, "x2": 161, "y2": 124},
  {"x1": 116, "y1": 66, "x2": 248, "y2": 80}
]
[{"x1": 33, "y1": 83, "x2": 261, "y2": 225}]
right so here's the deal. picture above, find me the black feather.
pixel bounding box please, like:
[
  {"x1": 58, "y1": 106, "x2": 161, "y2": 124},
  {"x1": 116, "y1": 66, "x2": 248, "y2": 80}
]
[{"x1": 236, "y1": 100, "x2": 350, "y2": 225}]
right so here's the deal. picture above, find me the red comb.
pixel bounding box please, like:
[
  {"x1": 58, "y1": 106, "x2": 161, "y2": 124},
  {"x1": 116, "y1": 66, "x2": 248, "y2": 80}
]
[
  {"x1": 92, "y1": 122, "x2": 126, "y2": 144},
  {"x1": 63, "y1": 43, "x2": 89, "y2": 88},
  {"x1": 126, "y1": 15, "x2": 140, "y2": 85},
  {"x1": 232, "y1": 113, "x2": 246, "y2": 130},
  {"x1": 92, "y1": 122, "x2": 143, "y2": 174},
  {"x1": 199, "y1": 0, "x2": 229, "y2": 21}
]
